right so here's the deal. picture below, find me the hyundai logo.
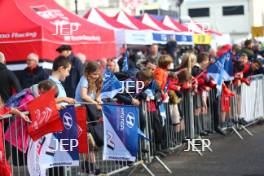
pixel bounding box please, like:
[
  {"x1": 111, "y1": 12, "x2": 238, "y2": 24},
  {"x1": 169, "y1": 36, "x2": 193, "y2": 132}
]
[
  {"x1": 63, "y1": 112, "x2": 73, "y2": 130},
  {"x1": 126, "y1": 112, "x2": 135, "y2": 128}
]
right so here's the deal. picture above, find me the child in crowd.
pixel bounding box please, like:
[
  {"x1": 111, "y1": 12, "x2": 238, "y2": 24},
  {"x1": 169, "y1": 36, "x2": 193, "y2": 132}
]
[
  {"x1": 154, "y1": 55, "x2": 173, "y2": 101},
  {"x1": 49, "y1": 56, "x2": 75, "y2": 105},
  {"x1": 106, "y1": 58, "x2": 120, "y2": 73},
  {"x1": 137, "y1": 69, "x2": 163, "y2": 153},
  {"x1": 191, "y1": 52, "x2": 211, "y2": 136},
  {"x1": 143, "y1": 60, "x2": 157, "y2": 73},
  {"x1": 47, "y1": 55, "x2": 75, "y2": 176},
  {"x1": 75, "y1": 61, "x2": 103, "y2": 110},
  {"x1": 75, "y1": 61, "x2": 103, "y2": 174},
  {"x1": 167, "y1": 69, "x2": 191, "y2": 143}
]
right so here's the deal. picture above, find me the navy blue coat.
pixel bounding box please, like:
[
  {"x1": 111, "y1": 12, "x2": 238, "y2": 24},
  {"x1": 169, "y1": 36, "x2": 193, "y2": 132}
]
[
  {"x1": 19, "y1": 66, "x2": 49, "y2": 89},
  {"x1": 62, "y1": 53, "x2": 84, "y2": 98}
]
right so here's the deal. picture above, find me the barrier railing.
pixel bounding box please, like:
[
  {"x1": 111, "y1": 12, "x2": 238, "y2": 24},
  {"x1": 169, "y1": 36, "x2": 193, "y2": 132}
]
[
  {"x1": 1, "y1": 75, "x2": 264, "y2": 176},
  {"x1": 240, "y1": 74, "x2": 264, "y2": 123}
]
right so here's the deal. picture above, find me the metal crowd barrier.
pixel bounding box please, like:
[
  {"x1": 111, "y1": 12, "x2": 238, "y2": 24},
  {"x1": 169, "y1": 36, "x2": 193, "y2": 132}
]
[
  {"x1": 1, "y1": 75, "x2": 264, "y2": 175},
  {"x1": 211, "y1": 74, "x2": 264, "y2": 140},
  {"x1": 240, "y1": 74, "x2": 264, "y2": 123},
  {"x1": 1, "y1": 114, "x2": 29, "y2": 176}
]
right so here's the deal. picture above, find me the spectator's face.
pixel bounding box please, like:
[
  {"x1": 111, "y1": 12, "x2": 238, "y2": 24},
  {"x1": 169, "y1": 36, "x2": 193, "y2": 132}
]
[
  {"x1": 89, "y1": 70, "x2": 100, "y2": 80},
  {"x1": 150, "y1": 45, "x2": 158, "y2": 56},
  {"x1": 201, "y1": 58, "x2": 209, "y2": 69},
  {"x1": 60, "y1": 50, "x2": 71, "y2": 57},
  {"x1": 26, "y1": 57, "x2": 37, "y2": 69},
  {"x1": 239, "y1": 55, "x2": 248, "y2": 64},
  {"x1": 232, "y1": 49, "x2": 237, "y2": 55},
  {"x1": 210, "y1": 50, "x2": 217, "y2": 58},
  {"x1": 145, "y1": 62, "x2": 156, "y2": 73},
  {"x1": 59, "y1": 65, "x2": 71, "y2": 81},
  {"x1": 247, "y1": 43, "x2": 253, "y2": 49},
  {"x1": 107, "y1": 59, "x2": 115, "y2": 72}
]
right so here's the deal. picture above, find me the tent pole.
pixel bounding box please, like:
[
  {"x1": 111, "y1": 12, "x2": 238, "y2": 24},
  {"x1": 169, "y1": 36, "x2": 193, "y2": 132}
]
[{"x1": 75, "y1": 0, "x2": 78, "y2": 14}]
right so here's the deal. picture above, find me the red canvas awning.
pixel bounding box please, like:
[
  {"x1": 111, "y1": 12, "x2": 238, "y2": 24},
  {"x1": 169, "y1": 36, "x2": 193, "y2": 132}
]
[
  {"x1": 140, "y1": 13, "x2": 177, "y2": 31},
  {"x1": 0, "y1": 0, "x2": 116, "y2": 63},
  {"x1": 162, "y1": 16, "x2": 189, "y2": 32},
  {"x1": 113, "y1": 11, "x2": 156, "y2": 30},
  {"x1": 84, "y1": 8, "x2": 133, "y2": 30}
]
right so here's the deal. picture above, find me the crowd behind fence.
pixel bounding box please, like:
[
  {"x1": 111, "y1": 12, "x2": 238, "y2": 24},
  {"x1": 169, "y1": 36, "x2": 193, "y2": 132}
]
[{"x1": 1, "y1": 74, "x2": 264, "y2": 176}]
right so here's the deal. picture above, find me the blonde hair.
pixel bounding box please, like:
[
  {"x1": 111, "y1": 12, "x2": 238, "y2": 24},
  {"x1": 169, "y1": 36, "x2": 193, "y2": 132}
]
[{"x1": 180, "y1": 52, "x2": 197, "y2": 74}]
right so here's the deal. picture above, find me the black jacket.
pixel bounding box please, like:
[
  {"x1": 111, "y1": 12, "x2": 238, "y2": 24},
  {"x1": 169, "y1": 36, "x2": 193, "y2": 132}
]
[
  {"x1": 19, "y1": 66, "x2": 49, "y2": 89},
  {"x1": 62, "y1": 53, "x2": 84, "y2": 98},
  {"x1": 0, "y1": 63, "x2": 22, "y2": 102},
  {"x1": 113, "y1": 72, "x2": 135, "y2": 105},
  {"x1": 192, "y1": 65, "x2": 202, "y2": 77},
  {"x1": 136, "y1": 80, "x2": 162, "y2": 103}
]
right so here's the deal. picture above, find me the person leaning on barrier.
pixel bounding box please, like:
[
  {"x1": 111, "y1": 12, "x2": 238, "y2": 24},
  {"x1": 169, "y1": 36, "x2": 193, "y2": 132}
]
[
  {"x1": 75, "y1": 61, "x2": 103, "y2": 110},
  {"x1": 232, "y1": 60, "x2": 249, "y2": 126},
  {"x1": 241, "y1": 55, "x2": 263, "y2": 78},
  {"x1": 3, "y1": 79, "x2": 61, "y2": 168},
  {"x1": 153, "y1": 54, "x2": 173, "y2": 101},
  {"x1": 136, "y1": 69, "x2": 163, "y2": 150},
  {"x1": 31, "y1": 79, "x2": 73, "y2": 108},
  {"x1": 47, "y1": 55, "x2": 75, "y2": 176},
  {"x1": 56, "y1": 44, "x2": 84, "y2": 98},
  {"x1": 74, "y1": 62, "x2": 103, "y2": 174},
  {"x1": 250, "y1": 59, "x2": 263, "y2": 76},
  {"x1": 74, "y1": 62, "x2": 104, "y2": 143},
  {"x1": 166, "y1": 70, "x2": 189, "y2": 143},
  {"x1": 191, "y1": 52, "x2": 211, "y2": 137},
  {"x1": 105, "y1": 58, "x2": 140, "y2": 106}
]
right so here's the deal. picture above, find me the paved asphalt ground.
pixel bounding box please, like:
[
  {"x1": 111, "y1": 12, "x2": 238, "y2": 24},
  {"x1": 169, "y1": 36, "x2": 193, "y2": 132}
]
[{"x1": 135, "y1": 124, "x2": 264, "y2": 176}]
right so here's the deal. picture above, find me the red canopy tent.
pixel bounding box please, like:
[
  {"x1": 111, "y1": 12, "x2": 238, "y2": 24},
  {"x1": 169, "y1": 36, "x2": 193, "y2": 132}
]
[
  {"x1": 139, "y1": 13, "x2": 177, "y2": 31},
  {"x1": 84, "y1": 8, "x2": 133, "y2": 30},
  {"x1": 0, "y1": 0, "x2": 116, "y2": 64},
  {"x1": 162, "y1": 16, "x2": 189, "y2": 32},
  {"x1": 113, "y1": 11, "x2": 156, "y2": 30}
]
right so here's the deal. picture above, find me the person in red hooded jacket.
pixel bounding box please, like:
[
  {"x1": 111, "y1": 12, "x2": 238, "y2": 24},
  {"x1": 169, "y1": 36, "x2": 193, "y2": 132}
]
[{"x1": 167, "y1": 68, "x2": 192, "y2": 143}]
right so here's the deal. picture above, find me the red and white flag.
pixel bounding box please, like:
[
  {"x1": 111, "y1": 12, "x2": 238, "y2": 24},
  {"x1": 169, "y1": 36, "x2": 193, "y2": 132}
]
[{"x1": 27, "y1": 89, "x2": 63, "y2": 141}]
